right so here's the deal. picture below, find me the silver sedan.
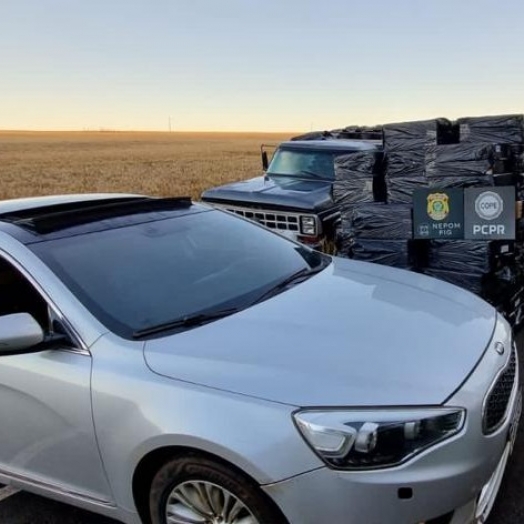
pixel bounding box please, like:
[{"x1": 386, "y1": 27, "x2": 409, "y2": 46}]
[{"x1": 0, "y1": 193, "x2": 520, "y2": 524}]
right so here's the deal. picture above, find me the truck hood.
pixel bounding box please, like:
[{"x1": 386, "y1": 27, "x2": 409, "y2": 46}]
[
  {"x1": 144, "y1": 258, "x2": 496, "y2": 407},
  {"x1": 201, "y1": 175, "x2": 333, "y2": 213}
]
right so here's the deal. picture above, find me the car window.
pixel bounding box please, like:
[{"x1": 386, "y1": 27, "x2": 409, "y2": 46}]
[
  {"x1": 0, "y1": 256, "x2": 50, "y2": 330},
  {"x1": 0, "y1": 255, "x2": 77, "y2": 346},
  {"x1": 30, "y1": 210, "x2": 328, "y2": 339}
]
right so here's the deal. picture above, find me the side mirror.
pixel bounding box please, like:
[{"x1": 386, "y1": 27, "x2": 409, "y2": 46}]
[
  {"x1": 261, "y1": 150, "x2": 269, "y2": 171},
  {"x1": 0, "y1": 313, "x2": 44, "y2": 355}
]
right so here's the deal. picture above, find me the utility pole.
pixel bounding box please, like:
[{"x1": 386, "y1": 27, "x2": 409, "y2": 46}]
[{"x1": 168, "y1": 116, "x2": 172, "y2": 132}]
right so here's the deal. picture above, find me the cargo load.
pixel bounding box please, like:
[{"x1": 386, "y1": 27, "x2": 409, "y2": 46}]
[
  {"x1": 457, "y1": 114, "x2": 524, "y2": 145},
  {"x1": 333, "y1": 113, "x2": 524, "y2": 326}
]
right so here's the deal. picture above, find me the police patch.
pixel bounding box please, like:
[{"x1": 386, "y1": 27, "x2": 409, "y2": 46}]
[{"x1": 427, "y1": 193, "x2": 450, "y2": 221}]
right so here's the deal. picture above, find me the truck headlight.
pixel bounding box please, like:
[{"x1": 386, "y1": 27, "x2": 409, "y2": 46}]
[
  {"x1": 294, "y1": 407, "x2": 465, "y2": 470},
  {"x1": 300, "y1": 216, "x2": 317, "y2": 236}
]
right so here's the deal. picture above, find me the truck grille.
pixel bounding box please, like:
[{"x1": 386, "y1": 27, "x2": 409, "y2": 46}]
[
  {"x1": 483, "y1": 347, "x2": 517, "y2": 434},
  {"x1": 216, "y1": 205, "x2": 305, "y2": 232}
]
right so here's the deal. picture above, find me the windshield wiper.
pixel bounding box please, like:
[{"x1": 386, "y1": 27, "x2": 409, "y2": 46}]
[
  {"x1": 133, "y1": 307, "x2": 240, "y2": 339},
  {"x1": 250, "y1": 261, "x2": 329, "y2": 306},
  {"x1": 268, "y1": 170, "x2": 327, "y2": 181},
  {"x1": 298, "y1": 170, "x2": 327, "y2": 180}
]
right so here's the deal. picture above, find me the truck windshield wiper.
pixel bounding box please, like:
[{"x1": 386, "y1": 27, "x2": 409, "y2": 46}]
[
  {"x1": 298, "y1": 170, "x2": 327, "y2": 180},
  {"x1": 133, "y1": 307, "x2": 240, "y2": 339},
  {"x1": 250, "y1": 261, "x2": 329, "y2": 306}
]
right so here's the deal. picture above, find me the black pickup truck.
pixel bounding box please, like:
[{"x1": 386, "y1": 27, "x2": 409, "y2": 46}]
[{"x1": 201, "y1": 137, "x2": 382, "y2": 250}]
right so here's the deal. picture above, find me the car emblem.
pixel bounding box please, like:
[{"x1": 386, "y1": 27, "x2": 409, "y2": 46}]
[{"x1": 494, "y1": 342, "x2": 505, "y2": 355}]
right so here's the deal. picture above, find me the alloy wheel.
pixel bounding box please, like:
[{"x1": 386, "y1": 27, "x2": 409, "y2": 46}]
[{"x1": 165, "y1": 480, "x2": 260, "y2": 524}]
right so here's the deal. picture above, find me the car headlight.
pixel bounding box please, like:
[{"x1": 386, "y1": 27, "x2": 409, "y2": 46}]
[
  {"x1": 300, "y1": 216, "x2": 317, "y2": 236},
  {"x1": 294, "y1": 407, "x2": 465, "y2": 470}
]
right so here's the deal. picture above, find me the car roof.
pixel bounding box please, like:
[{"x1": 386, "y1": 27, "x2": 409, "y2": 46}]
[
  {"x1": 0, "y1": 193, "x2": 207, "y2": 244},
  {"x1": 0, "y1": 193, "x2": 145, "y2": 216},
  {"x1": 278, "y1": 139, "x2": 383, "y2": 152}
]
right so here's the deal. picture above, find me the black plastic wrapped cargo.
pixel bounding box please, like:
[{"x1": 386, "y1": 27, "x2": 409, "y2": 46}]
[
  {"x1": 333, "y1": 179, "x2": 375, "y2": 206},
  {"x1": 426, "y1": 241, "x2": 512, "y2": 275},
  {"x1": 348, "y1": 203, "x2": 413, "y2": 240},
  {"x1": 425, "y1": 144, "x2": 495, "y2": 178},
  {"x1": 457, "y1": 114, "x2": 524, "y2": 145},
  {"x1": 388, "y1": 176, "x2": 429, "y2": 204},
  {"x1": 384, "y1": 151, "x2": 425, "y2": 177},
  {"x1": 383, "y1": 118, "x2": 452, "y2": 152},
  {"x1": 333, "y1": 153, "x2": 385, "y2": 207}
]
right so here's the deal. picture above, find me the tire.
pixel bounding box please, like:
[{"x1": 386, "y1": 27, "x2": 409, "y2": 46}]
[{"x1": 149, "y1": 454, "x2": 286, "y2": 524}]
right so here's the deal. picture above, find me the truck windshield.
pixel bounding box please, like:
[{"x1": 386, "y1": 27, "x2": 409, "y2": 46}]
[{"x1": 267, "y1": 149, "x2": 337, "y2": 180}]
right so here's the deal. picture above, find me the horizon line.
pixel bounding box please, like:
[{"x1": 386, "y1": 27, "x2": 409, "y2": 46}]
[{"x1": 0, "y1": 128, "x2": 299, "y2": 134}]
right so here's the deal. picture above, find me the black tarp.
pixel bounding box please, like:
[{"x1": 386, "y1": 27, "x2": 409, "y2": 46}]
[
  {"x1": 425, "y1": 144, "x2": 494, "y2": 178},
  {"x1": 349, "y1": 203, "x2": 413, "y2": 239},
  {"x1": 428, "y1": 175, "x2": 495, "y2": 191},
  {"x1": 427, "y1": 241, "x2": 496, "y2": 275},
  {"x1": 457, "y1": 114, "x2": 524, "y2": 145},
  {"x1": 333, "y1": 179, "x2": 375, "y2": 206},
  {"x1": 384, "y1": 151, "x2": 425, "y2": 178},
  {"x1": 291, "y1": 126, "x2": 384, "y2": 142},
  {"x1": 383, "y1": 118, "x2": 451, "y2": 152},
  {"x1": 335, "y1": 152, "x2": 382, "y2": 176},
  {"x1": 336, "y1": 229, "x2": 353, "y2": 257},
  {"x1": 333, "y1": 153, "x2": 383, "y2": 206},
  {"x1": 387, "y1": 176, "x2": 429, "y2": 204}
]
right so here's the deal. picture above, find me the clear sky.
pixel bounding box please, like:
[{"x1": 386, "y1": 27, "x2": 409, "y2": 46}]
[{"x1": 1, "y1": 0, "x2": 523, "y2": 132}]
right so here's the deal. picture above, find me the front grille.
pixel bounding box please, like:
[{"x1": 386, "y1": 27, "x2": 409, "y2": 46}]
[
  {"x1": 218, "y1": 205, "x2": 308, "y2": 233},
  {"x1": 483, "y1": 347, "x2": 517, "y2": 433}
]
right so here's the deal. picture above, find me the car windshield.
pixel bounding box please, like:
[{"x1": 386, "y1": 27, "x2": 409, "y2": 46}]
[
  {"x1": 267, "y1": 149, "x2": 338, "y2": 180},
  {"x1": 29, "y1": 209, "x2": 329, "y2": 339}
]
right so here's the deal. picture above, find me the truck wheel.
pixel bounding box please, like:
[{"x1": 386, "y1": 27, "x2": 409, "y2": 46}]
[{"x1": 149, "y1": 455, "x2": 286, "y2": 524}]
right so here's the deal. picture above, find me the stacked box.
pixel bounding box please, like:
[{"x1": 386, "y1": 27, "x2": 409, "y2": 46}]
[
  {"x1": 291, "y1": 125, "x2": 383, "y2": 142},
  {"x1": 388, "y1": 177, "x2": 429, "y2": 204},
  {"x1": 384, "y1": 119, "x2": 453, "y2": 204},
  {"x1": 333, "y1": 152, "x2": 382, "y2": 208},
  {"x1": 383, "y1": 119, "x2": 451, "y2": 152},
  {"x1": 425, "y1": 144, "x2": 495, "y2": 178},
  {"x1": 350, "y1": 203, "x2": 412, "y2": 239},
  {"x1": 384, "y1": 117, "x2": 524, "y2": 204},
  {"x1": 457, "y1": 115, "x2": 524, "y2": 145},
  {"x1": 338, "y1": 203, "x2": 415, "y2": 269},
  {"x1": 425, "y1": 241, "x2": 507, "y2": 274},
  {"x1": 336, "y1": 114, "x2": 524, "y2": 326},
  {"x1": 335, "y1": 212, "x2": 354, "y2": 258},
  {"x1": 421, "y1": 241, "x2": 516, "y2": 301}
]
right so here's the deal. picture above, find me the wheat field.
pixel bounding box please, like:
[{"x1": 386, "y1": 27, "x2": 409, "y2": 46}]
[{"x1": 0, "y1": 131, "x2": 292, "y2": 201}]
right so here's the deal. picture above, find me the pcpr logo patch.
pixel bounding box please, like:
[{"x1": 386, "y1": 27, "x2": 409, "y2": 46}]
[{"x1": 474, "y1": 191, "x2": 504, "y2": 221}]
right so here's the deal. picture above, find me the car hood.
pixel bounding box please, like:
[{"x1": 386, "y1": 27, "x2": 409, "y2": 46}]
[
  {"x1": 201, "y1": 175, "x2": 333, "y2": 212},
  {"x1": 144, "y1": 258, "x2": 496, "y2": 407}
]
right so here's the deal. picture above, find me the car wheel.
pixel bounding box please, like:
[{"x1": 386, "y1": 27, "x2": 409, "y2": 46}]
[{"x1": 149, "y1": 455, "x2": 285, "y2": 524}]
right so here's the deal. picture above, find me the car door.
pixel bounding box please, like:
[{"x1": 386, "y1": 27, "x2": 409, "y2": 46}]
[{"x1": 0, "y1": 254, "x2": 113, "y2": 504}]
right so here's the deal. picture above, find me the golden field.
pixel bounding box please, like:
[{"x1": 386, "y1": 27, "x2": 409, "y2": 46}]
[{"x1": 0, "y1": 131, "x2": 292, "y2": 201}]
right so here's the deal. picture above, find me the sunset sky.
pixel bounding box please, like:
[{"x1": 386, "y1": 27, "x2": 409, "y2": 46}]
[{"x1": 2, "y1": 0, "x2": 523, "y2": 132}]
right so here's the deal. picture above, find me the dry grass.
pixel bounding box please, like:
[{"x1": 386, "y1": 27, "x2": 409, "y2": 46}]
[{"x1": 0, "y1": 131, "x2": 292, "y2": 201}]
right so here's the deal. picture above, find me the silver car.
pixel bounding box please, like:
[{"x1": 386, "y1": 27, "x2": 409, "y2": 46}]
[{"x1": 0, "y1": 193, "x2": 520, "y2": 524}]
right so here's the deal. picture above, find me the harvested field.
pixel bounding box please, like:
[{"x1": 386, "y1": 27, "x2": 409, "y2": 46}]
[{"x1": 0, "y1": 131, "x2": 292, "y2": 201}]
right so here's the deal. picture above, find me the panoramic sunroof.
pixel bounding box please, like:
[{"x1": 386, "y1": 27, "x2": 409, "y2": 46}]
[{"x1": 0, "y1": 196, "x2": 192, "y2": 234}]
